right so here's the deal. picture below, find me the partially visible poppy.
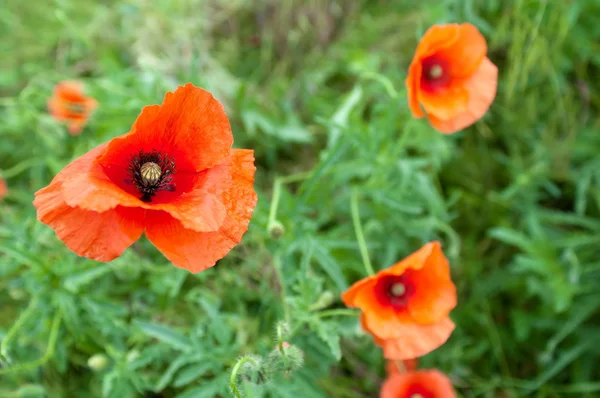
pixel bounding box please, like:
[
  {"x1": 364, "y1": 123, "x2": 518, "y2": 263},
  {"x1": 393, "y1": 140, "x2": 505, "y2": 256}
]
[
  {"x1": 48, "y1": 81, "x2": 98, "y2": 135},
  {"x1": 0, "y1": 176, "x2": 6, "y2": 200},
  {"x1": 34, "y1": 83, "x2": 257, "y2": 273},
  {"x1": 386, "y1": 359, "x2": 418, "y2": 376},
  {"x1": 380, "y1": 370, "x2": 455, "y2": 398},
  {"x1": 406, "y1": 23, "x2": 497, "y2": 134},
  {"x1": 342, "y1": 242, "x2": 456, "y2": 360}
]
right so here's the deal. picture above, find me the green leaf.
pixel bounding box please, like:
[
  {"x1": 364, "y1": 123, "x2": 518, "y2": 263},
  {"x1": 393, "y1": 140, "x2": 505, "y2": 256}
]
[
  {"x1": 312, "y1": 321, "x2": 341, "y2": 361},
  {"x1": 134, "y1": 320, "x2": 192, "y2": 352}
]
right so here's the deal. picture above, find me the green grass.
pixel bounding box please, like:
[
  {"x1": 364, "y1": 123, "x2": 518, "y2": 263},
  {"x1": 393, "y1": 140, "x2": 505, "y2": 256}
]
[{"x1": 2, "y1": 0, "x2": 600, "y2": 397}]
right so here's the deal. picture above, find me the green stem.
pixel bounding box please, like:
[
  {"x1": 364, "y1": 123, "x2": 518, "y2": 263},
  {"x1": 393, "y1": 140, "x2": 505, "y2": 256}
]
[
  {"x1": 350, "y1": 188, "x2": 375, "y2": 276},
  {"x1": 267, "y1": 177, "x2": 283, "y2": 229},
  {"x1": 0, "y1": 311, "x2": 62, "y2": 375},
  {"x1": 315, "y1": 308, "x2": 360, "y2": 319},
  {"x1": 1, "y1": 297, "x2": 39, "y2": 360},
  {"x1": 230, "y1": 356, "x2": 260, "y2": 398},
  {"x1": 276, "y1": 323, "x2": 288, "y2": 366},
  {"x1": 272, "y1": 255, "x2": 290, "y2": 324}
]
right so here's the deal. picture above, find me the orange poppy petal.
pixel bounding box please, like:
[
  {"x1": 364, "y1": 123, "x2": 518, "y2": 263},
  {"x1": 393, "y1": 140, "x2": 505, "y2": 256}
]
[
  {"x1": 437, "y1": 23, "x2": 487, "y2": 78},
  {"x1": 384, "y1": 241, "x2": 437, "y2": 275},
  {"x1": 406, "y1": 61, "x2": 425, "y2": 118},
  {"x1": 98, "y1": 84, "x2": 233, "y2": 173},
  {"x1": 34, "y1": 182, "x2": 145, "y2": 262},
  {"x1": 406, "y1": 243, "x2": 457, "y2": 324},
  {"x1": 380, "y1": 370, "x2": 455, "y2": 398},
  {"x1": 419, "y1": 83, "x2": 469, "y2": 121},
  {"x1": 415, "y1": 24, "x2": 460, "y2": 58},
  {"x1": 145, "y1": 149, "x2": 257, "y2": 272},
  {"x1": 341, "y1": 275, "x2": 378, "y2": 307},
  {"x1": 406, "y1": 25, "x2": 460, "y2": 118},
  {"x1": 370, "y1": 316, "x2": 455, "y2": 360},
  {"x1": 61, "y1": 143, "x2": 229, "y2": 232},
  {"x1": 428, "y1": 57, "x2": 497, "y2": 134}
]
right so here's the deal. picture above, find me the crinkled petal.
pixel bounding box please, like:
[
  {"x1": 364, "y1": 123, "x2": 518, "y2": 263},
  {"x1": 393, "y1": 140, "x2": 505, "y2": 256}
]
[
  {"x1": 438, "y1": 23, "x2": 487, "y2": 78},
  {"x1": 62, "y1": 142, "x2": 228, "y2": 232},
  {"x1": 366, "y1": 315, "x2": 455, "y2": 360},
  {"x1": 34, "y1": 182, "x2": 145, "y2": 262},
  {"x1": 145, "y1": 149, "x2": 257, "y2": 272},
  {"x1": 98, "y1": 83, "x2": 233, "y2": 173},
  {"x1": 428, "y1": 57, "x2": 498, "y2": 134}
]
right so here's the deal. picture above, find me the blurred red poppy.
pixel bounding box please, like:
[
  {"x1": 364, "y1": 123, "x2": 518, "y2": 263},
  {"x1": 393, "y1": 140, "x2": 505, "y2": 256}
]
[
  {"x1": 48, "y1": 81, "x2": 98, "y2": 135},
  {"x1": 406, "y1": 23, "x2": 497, "y2": 134},
  {"x1": 34, "y1": 83, "x2": 257, "y2": 273},
  {"x1": 0, "y1": 176, "x2": 6, "y2": 200},
  {"x1": 342, "y1": 242, "x2": 456, "y2": 360},
  {"x1": 380, "y1": 369, "x2": 455, "y2": 398}
]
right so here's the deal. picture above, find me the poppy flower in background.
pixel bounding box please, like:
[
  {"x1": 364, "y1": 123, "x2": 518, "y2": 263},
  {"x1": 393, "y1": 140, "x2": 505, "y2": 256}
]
[
  {"x1": 380, "y1": 370, "x2": 455, "y2": 398},
  {"x1": 0, "y1": 176, "x2": 7, "y2": 200},
  {"x1": 48, "y1": 81, "x2": 98, "y2": 135},
  {"x1": 34, "y1": 83, "x2": 257, "y2": 273},
  {"x1": 342, "y1": 242, "x2": 456, "y2": 360},
  {"x1": 406, "y1": 23, "x2": 498, "y2": 134},
  {"x1": 386, "y1": 359, "x2": 418, "y2": 376}
]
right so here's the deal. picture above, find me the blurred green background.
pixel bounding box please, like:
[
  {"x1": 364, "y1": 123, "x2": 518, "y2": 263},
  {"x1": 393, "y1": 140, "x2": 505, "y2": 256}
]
[{"x1": 2, "y1": 0, "x2": 600, "y2": 397}]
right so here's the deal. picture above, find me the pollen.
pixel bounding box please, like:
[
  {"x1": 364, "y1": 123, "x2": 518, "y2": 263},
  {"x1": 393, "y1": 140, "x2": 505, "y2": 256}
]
[
  {"x1": 140, "y1": 162, "x2": 162, "y2": 185},
  {"x1": 390, "y1": 282, "x2": 406, "y2": 297},
  {"x1": 428, "y1": 64, "x2": 443, "y2": 79}
]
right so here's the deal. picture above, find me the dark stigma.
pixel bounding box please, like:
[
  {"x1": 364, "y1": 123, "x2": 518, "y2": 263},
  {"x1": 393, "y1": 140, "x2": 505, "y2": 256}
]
[{"x1": 128, "y1": 150, "x2": 176, "y2": 202}]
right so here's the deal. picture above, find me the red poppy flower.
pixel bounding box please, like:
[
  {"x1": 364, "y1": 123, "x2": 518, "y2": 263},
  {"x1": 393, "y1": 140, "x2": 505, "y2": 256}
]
[
  {"x1": 34, "y1": 84, "x2": 257, "y2": 273},
  {"x1": 342, "y1": 242, "x2": 456, "y2": 360},
  {"x1": 0, "y1": 176, "x2": 6, "y2": 200},
  {"x1": 406, "y1": 23, "x2": 497, "y2": 134},
  {"x1": 386, "y1": 359, "x2": 418, "y2": 376},
  {"x1": 48, "y1": 81, "x2": 98, "y2": 135},
  {"x1": 380, "y1": 370, "x2": 455, "y2": 398}
]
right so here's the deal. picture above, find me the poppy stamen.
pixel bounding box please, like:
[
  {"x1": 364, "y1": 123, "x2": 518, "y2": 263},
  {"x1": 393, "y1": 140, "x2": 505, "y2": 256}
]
[
  {"x1": 428, "y1": 64, "x2": 443, "y2": 79},
  {"x1": 411, "y1": 394, "x2": 424, "y2": 398},
  {"x1": 390, "y1": 282, "x2": 406, "y2": 297},
  {"x1": 128, "y1": 150, "x2": 176, "y2": 202}
]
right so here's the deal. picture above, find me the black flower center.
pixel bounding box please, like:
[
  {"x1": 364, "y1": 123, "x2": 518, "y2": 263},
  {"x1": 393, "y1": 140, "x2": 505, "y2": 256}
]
[{"x1": 128, "y1": 150, "x2": 176, "y2": 202}]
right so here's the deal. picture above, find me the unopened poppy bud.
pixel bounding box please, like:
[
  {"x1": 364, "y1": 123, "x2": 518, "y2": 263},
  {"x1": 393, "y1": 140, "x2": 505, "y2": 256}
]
[
  {"x1": 268, "y1": 220, "x2": 285, "y2": 239},
  {"x1": 87, "y1": 353, "x2": 109, "y2": 371},
  {"x1": 8, "y1": 288, "x2": 27, "y2": 300},
  {"x1": 126, "y1": 350, "x2": 140, "y2": 363},
  {"x1": 275, "y1": 321, "x2": 290, "y2": 339},
  {"x1": 309, "y1": 291, "x2": 335, "y2": 311},
  {"x1": 238, "y1": 355, "x2": 269, "y2": 385},
  {"x1": 267, "y1": 343, "x2": 304, "y2": 375}
]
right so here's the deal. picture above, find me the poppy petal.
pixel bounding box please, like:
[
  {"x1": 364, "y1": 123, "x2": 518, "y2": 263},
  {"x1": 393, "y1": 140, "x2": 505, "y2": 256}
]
[
  {"x1": 418, "y1": 83, "x2": 469, "y2": 121},
  {"x1": 59, "y1": 143, "x2": 142, "y2": 212},
  {"x1": 145, "y1": 149, "x2": 256, "y2": 272},
  {"x1": 34, "y1": 182, "x2": 145, "y2": 262},
  {"x1": 437, "y1": 23, "x2": 487, "y2": 78},
  {"x1": 406, "y1": 243, "x2": 457, "y2": 323},
  {"x1": 0, "y1": 176, "x2": 7, "y2": 200},
  {"x1": 62, "y1": 143, "x2": 229, "y2": 232},
  {"x1": 406, "y1": 25, "x2": 460, "y2": 118},
  {"x1": 98, "y1": 84, "x2": 233, "y2": 173},
  {"x1": 428, "y1": 57, "x2": 498, "y2": 133},
  {"x1": 380, "y1": 370, "x2": 455, "y2": 398},
  {"x1": 367, "y1": 315, "x2": 455, "y2": 360}
]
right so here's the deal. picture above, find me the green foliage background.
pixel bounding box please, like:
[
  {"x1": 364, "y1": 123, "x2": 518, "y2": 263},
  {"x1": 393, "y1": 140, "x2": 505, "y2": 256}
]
[{"x1": 2, "y1": 0, "x2": 600, "y2": 396}]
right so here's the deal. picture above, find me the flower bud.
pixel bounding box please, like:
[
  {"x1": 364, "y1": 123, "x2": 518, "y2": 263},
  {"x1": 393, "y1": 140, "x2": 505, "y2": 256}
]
[
  {"x1": 87, "y1": 353, "x2": 109, "y2": 371},
  {"x1": 267, "y1": 342, "x2": 304, "y2": 375},
  {"x1": 238, "y1": 355, "x2": 269, "y2": 385},
  {"x1": 268, "y1": 220, "x2": 285, "y2": 239},
  {"x1": 309, "y1": 291, "x2": 335, "y2": 311}
]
